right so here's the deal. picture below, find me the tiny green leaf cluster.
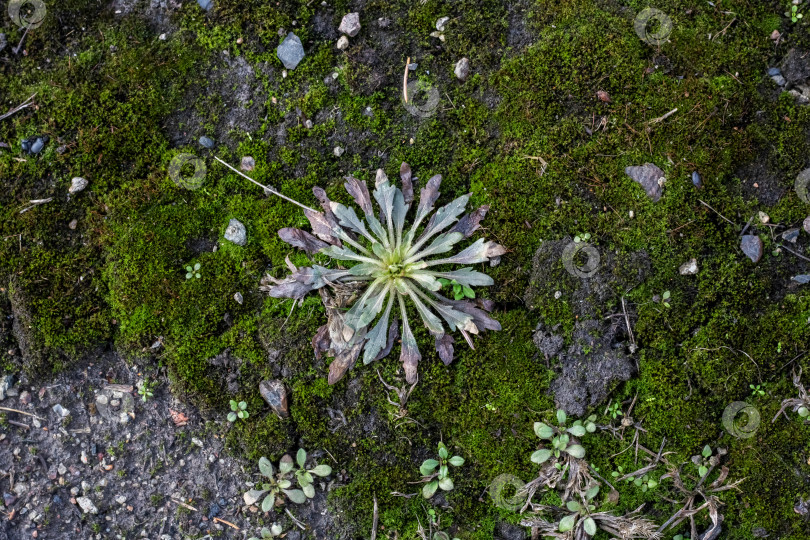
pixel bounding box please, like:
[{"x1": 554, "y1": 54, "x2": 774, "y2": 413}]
[
  {"x1": 437, "y1": 278, "x2": 475, "y2": 301},
  {"x1": 531, "y1": 409, "x2": 596, "y2": 466},
  {"x1": 137, "y1": 378, "x2": 155, "y2": 402},
  {"x1": 420, "y1": 442, "x2": 464, "y2": 498},
  {"x1": 558, "y1": 485, "x2": 600, "y2": 534},
  {"x1": 573, "y1": 232, "x2": 591, "y2": 243},
  {"x1": 248, "y1": 523, "x2": 283, "y2": 540},
  {"x1": 692, "y1": 445, "x2": 714, "y2": 478},
  {"x1": 786, "y1": 3, "x2": 804, "y2": 23},
  {"x1": 243, "y1": 450, "x2": 332, "y2": 512},
  {"x1": 611, "y1": 466, "x2": 659, "y2": 492},
  {"x1": 228, "y1": 400, "x2": 248, "y2": 422},
  {"x1": 184, "y1": 262, "x2": 201, "y2": 279}
]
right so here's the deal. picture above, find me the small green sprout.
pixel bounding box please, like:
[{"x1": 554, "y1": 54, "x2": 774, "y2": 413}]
[
  {"x1": 692, "y1": 445, "x2": 713, "y2": 478},
  {"x1": 248, "y1": 524, "x2": 283, "y2": 540},
  {"x1": 633, "y1": 473, "x2": 658, "y2": 492},
  {"x1": 558, "y1": 485, "x2": 600, "y2": 535},
  {"x1": 185, "y1": 262, "x2": 201, "y2": 279},
  {"x1": 137, "y1": 378, "x2": 155, "y2": 402},
  {"x1": 573, "y1": 232, "x2": 592, "y2": 243},
  {"x1": 786, "y1": 3, "x2": 804, "y2": 23},
  {"x1": 662, "y1": 290, "x2": 671, "y2": 308},
  {"x1": 799, "y1": 405, "x2": 810, "y2": 418},
  {"x1": 437, "y1": 277, "x2": 475, "y2": 301},
  {"x1": 293, "y1": 448, "x2": 333, "y2": 499},
  {"x1": 673, "y1": 533, "x2": 691, "y2": 540},
  {"x1": 228, "y1": 400, "x2": 248, "y2": 422},
  {"x1": 420, "y1": 442, "x2": 465, "y2": 498},
  {"x1": 611, "y1": 465, "x2": 634, "y2": 483},
  {"x1": 750, "y1": 384, "x2": 765, "y2": 397},
  {"x1": 433, "y1": 533, "x2": 461, "y2": 540},
  {"x1": 243, "y1": 455, "x2": 305, "y2": 512},
  {"x1": 606, "y1": 401, "x2": 622, "y2": 419},
  {"x1": 532, "y1": 409, "x2": 596, "y2": 467}
]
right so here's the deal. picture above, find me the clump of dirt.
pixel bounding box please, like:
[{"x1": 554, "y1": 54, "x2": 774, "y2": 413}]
[
  {"x1": 165, "y1": 52, "x2": 269, "y2": 150},
  {"x1": 524, "y1": 239, "x2": 649, "y2": 416},
  {"x1": 735, "y1": 154, "x2": 787, "y2": 207}
]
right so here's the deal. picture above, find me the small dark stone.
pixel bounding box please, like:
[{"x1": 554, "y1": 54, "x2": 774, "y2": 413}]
[
  {"x1": 781, "y1": 49, "x2": 810, "y2": 85},
  {"x1": 740, "y1": 235, "x2": 763, "y2": 263},
  {"x1": 0, "y1": 374, "x2": 15, "y2": 400},
  {"x1": 207, "y1": 502, "x2": 220, "y2": 519},
  {"x1": 197, "y1": 0, "x2": 213, "y2": 10},
  {"x1": 21, "y1": 139, "x2": 30, "y2": 152},
  {"x1": 30, "y1": 138, "x2": 46, "y2": 154},
  {"x1": 767, "y1": 67, "x2": 781, "y2": 76},
  {"x1": 52, "y1": 495, "x2": 62, "y2": 505},
  {"x1": 496, "y1": 521, "x2": 526, "y2": 540},
  {"x1": 692, "y1": 170, "x2": 702, "y2": 188},
  {"x1": 276, "y1": 32, "x2": 305, "y2": 70},
  {"x1": 625, "y1": 163, "x2": 664, "y2": 202},
  {"x1": 782, "y1": 228, "x2": 800, "y2": 243},
  {"x1": 259, "y1": 379, "x2": 289, "y2": 418},
  {"x1": 751, "y1": 526, "x2": 769, "y2": 538},
  {"x1": 199, "y1": 136, "x2": 215, "y2": 148}
]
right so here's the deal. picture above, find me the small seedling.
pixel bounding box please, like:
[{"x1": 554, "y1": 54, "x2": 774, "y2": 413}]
[
  {"x1": 292, "y1": 448, "x2": 332, "y2": 498},
  {"x1": 633, "y1": 473, "x2": 659, "y2": 492},
  {"x1": 606, "y1": 401, "x2": 623, "y2": 419},
  {"x1": 673, "y1": 534, "x2": 691, "y2": 540},
  {"x1": 420, "y1": 442, "x2": 464, "y2": 498},
  {"x1": 786, "y1": 2, "x2": 804, "y2": 23},
  {"x1": 243, "y1": 456, "x2": 305, "y2": 511},
  {"x1": 558, "y1": 485, "x2": 600, "y2": 534},
  {"x1": 185, "y1": 262, "x2": 201, "y2": 279},
  {"x1": 248, "y1": 524, "x2": 283, "y2": 540},
  {"x1": 437, "y1": 277, "x2": 475, "y2": 301},
  {"x1": 692, "y1": 445, "x2": 714, "y2": 478},
  {"x1": 611, "y1": 466, "x2": 635, "y2": 484},
  {"x1": 138, "y1": 378, "x2": 155, "y2": 402},
  {"x1": 573, "y1": 232, "x2": 592, "y2": 243},
  {"x1": 532, "y1": 409, "x2": 596, "y2": 468},
  {"x1": 228, "y1": 400, "x2": 249, "y2": 422},
  {"x1": 661, "y1": 290, "x2": 671, "y2": 308},
  {"x1": 750, "y1": 384, "x2": 765, "y2": 397}
]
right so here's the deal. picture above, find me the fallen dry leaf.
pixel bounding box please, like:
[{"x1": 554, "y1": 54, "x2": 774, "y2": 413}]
[{"x1": 169, "y1": 409, "x2": 189, "y2": 427}]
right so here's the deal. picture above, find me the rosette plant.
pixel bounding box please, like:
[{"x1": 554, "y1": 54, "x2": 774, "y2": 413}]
[{"x1": 262, "y1": 162, "x2": 504, "y2": 384}]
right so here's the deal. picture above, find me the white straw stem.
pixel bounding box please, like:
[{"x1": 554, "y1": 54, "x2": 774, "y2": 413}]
[{"x1": 214, "y1": 156, "x2": 317, "y2": 213}]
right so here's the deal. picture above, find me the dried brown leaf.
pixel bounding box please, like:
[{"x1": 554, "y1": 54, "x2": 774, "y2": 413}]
[
  {"x1": 450, "y1": 204, "x2": 489, "y2": 238},
  {"x1": 278, "y1": 227, "x2": 330, "y2": 254}
]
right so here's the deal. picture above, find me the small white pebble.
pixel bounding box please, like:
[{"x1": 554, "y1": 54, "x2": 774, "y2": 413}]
[{"x1": 629, "y1": 210, "x2": 634, "y2": 218}]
